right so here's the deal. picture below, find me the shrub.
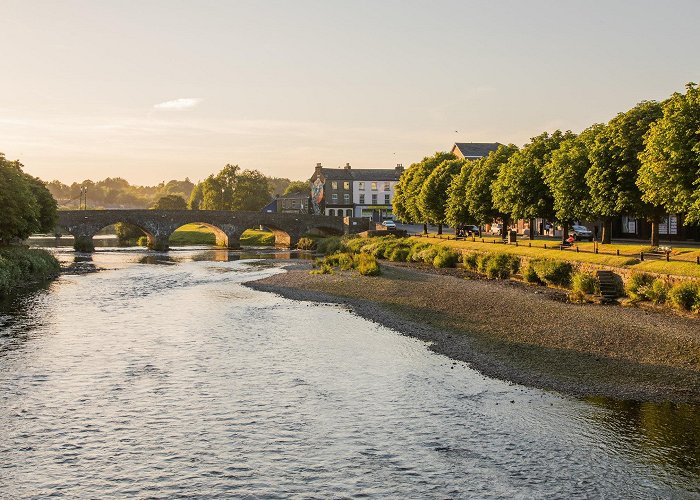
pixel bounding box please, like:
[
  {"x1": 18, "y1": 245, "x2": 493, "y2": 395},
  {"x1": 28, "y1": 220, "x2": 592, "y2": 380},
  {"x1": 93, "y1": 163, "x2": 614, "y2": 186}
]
[
  {"x1": 462, "y1": 252, "x2": 479, "y2": 270},
  {"x1": 646, "y1": 278, "x2": 670, "y2": 305},
  {"x1": 324, "y1": 252, "x2": 355, "y2": 270},
  {"x1": 571, "y1": 272, "x2": 597, "y2": 298},
  {"x1": 355, "y1": 253, "x2": 381, "y2": 276},
  {"x1": 408, "y1": 241, "x2": 434, "y2": 262},
  {"x1": 433, "y1": 248, "x2": 460, "y2": 268},
  {"x1": 625, "y1": 273, "x2": 654, "y2": 301},
  {"x1": 137, "y1": 236, "x2": 149, "y2": 246},
  {"x1": 343, "y1": 237, "x2": 369, "y2": 254},
  {"x1": 296, "y1": 237, "x2": 316, "y2": 250},
  {"x1": 309, "y1": 263, "x2": 334, "y2": 275},
  {"x1": 522, "y1": 261, "x2": 542, "y2": 284},
  {"x1": 529, "y1": 259, "x2": 572, "y2": 287},
  {"x1": 0, "y1": 247, "x2": 60, "y2": 297},
  {"x1": 668, "y1": 281, "x2": 700, "y2": 312},
  {"x1": 316, "y1": 236, "x2": 344, "y2": 255},
  {"x1": 388, "y1": 246, "x2": 410, "y2": 262},
  {"x1": 483, "y1": 252, "x2": 519, "y2": 279}
]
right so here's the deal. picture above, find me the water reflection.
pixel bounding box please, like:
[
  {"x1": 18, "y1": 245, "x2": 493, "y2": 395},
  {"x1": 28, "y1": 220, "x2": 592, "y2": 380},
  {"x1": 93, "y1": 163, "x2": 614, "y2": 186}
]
[{"x1": 586, "y1": 397, "x2": 700, "y2": 475}]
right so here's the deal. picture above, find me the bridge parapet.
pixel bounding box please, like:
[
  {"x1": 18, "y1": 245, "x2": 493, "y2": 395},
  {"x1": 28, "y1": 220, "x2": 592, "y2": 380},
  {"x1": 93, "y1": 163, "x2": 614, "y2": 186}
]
[{"x1": 55, "y1": 210, "x2": 362, "y2": 252}]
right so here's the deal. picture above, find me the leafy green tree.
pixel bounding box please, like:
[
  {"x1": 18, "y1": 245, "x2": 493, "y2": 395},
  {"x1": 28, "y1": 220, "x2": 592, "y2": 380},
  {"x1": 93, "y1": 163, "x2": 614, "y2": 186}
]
[
  {"x1": 0, "y1": 153, "x2": 56, "y2": 243},
  {"x1": 283, "y1": 180, "x2": 310, "y2": 196},
  {"x1": 445, "y1": 159, "x2": 476, "y2": 228},
  {"x1": 232, "y1": 169, "x2": 271, "y2": 211},
  {"x1": 188, "y1": 182, "x2": 204, "y2": 209},
  {"x1": 392, "y1": 152, "x2": 455, "y2": 233},
  {"x1": 493, "y1": 131, "x2": 573, "y2": 239},
  {"x1": 114, "y1": 223, "x2": 146, "y2": 245},
  {"x1": 543, "y1": 125, "x2": 602, "y2": 240},
  {"x1": 586, "y1": 100, "x2": 663, "y2": 244},
  {"x1": 419, "y1": 158, "x2": 465, "y2": 234},
  {"x1": 151, "y1": 194, "x2": 187, "y2": 210},
  {"x1": 465, "y1": 144, "x2": 519, "y2": 228},
  {"x1": 638, "y1": 83, "x2": 700, "y2": 225}
]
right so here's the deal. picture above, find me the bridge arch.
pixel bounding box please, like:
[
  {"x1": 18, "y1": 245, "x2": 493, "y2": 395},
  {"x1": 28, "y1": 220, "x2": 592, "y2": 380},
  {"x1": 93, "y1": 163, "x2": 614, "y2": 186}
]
[{"x1": 168, "y1": 222, "x2": 232, "y2": 248}]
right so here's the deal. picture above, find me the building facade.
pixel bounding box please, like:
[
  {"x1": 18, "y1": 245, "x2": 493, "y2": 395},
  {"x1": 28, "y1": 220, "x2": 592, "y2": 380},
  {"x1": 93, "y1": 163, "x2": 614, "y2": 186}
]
[
  {"x1": 277, "y1": 191, "x2": 311, "y2": 214},
  {"x1": 309, "y1": 163, "x2": 404, "y2": 220}
]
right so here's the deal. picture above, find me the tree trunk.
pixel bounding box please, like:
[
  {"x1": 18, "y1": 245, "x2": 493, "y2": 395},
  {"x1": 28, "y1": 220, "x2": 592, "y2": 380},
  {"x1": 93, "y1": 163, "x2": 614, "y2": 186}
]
[
  {"x1": 528, "y1": 218, "x2": 535, "y2": 240},
  {"x1": 423, "y1": 223, "x2": 428, "y2": 235},
  {"x1": 562, "y1": 222, "x2": 569, "y2": 243},
  {"x1": 601, "y1": 219, "x2": 612, "y2": 244},
  {"x1": 502, "y1": 215, "x2": 510, "y2": 239},
  {"x1": 437, "y1": 223, "x2": 443, "y2": 235},
  {"x1": 650, "y1": 219, "x2": 660, "y2": 247}
]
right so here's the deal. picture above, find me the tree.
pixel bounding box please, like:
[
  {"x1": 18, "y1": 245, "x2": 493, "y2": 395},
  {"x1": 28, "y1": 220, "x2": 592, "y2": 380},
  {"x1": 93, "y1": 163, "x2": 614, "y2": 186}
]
[
  {"x1": 466, "y1": 144, "x2": 519, "y2": 228},
  {"x1": 151, "y1": 194, "x2": 187, "y2": 210},
  {"x1": 493, "y1": 131, "x2": 573, "y2": 239},
  {"x1": 232, "y1": 169, "x2": 271, "y2": 211},
  {"x1": 543, "y1": 125, "x2": 602, "y2": 241},
  {"x1": 418, "y1": 158, "x2": 464, "y2": 234},
  {"x1": 0, "y1": 153, "x2": 57, "y2": 243},
  {"x1": 445, "y1": 159, "x2": 476, "y2": 228},
  {"x1": 587, "y1": 100, "x2": 663, "y2": 244},
  {"x1": 283, "y1": 180, "x2": 310, "y2": 196},
  {"x1": 392, "y1": 152, "x2": 455, "y2": 233},
  {"x1": 638, "y1": 83, "x2": 700, "y2": 225}
]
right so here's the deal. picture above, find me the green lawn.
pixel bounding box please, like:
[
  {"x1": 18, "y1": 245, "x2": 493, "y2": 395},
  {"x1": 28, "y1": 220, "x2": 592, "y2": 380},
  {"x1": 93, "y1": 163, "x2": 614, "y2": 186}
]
[{"x1": 412, "y1": 235, "x2": 700, "y2": 278}]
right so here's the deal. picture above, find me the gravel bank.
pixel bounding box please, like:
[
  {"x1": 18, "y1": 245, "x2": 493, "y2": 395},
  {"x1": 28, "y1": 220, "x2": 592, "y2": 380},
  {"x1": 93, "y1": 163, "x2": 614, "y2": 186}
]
[{"x1": 245, "y1": 261, "x2": 700, "y2": 403}]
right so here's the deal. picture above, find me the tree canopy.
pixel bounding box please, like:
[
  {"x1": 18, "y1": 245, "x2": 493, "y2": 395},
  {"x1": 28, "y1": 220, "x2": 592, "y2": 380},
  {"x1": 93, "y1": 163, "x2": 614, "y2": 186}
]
[
  {"x1": 419, "y1": 158, "x2": 465, "y2": 228},
  {"x1": 188, "y1": 164, "x2": 272, "y2": 211},
  {"x1": 465, "y1": 144, "x2": 519, "y2": 225},
  {"x1": 638, "y1": 83, "x2": 700, "y2": 224},
  {"x1": 151, "y1": 194, "x2": 188, "y2": 210},
  {"x1": 0, "y1": 153, "x2": 57, "y2": 244},
  {"x1": 282, "y1": 180, "x2": 310, "y2": 196},
  {"x1": 493, "y1": 131, "x2": 574, "y2": 222}
]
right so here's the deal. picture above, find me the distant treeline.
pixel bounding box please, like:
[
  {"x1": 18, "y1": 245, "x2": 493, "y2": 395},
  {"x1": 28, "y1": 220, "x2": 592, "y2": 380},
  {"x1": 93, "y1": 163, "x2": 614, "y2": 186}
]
[
  {"x1": 393, "y1": 83, "x2": 700, "y2": 246},
  {"x1": 47, "y1": 172, "x2": 294, "y2": 210}
]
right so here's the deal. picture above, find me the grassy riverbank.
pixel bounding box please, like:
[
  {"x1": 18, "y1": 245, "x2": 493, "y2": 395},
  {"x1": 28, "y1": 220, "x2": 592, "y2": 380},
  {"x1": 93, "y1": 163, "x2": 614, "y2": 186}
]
[
  {"x1": 249, "y1": 262, "x2": 700, "y2": 403},
  {"x1": 0, "y1": 246, "x2": 60, "y2": 298}
]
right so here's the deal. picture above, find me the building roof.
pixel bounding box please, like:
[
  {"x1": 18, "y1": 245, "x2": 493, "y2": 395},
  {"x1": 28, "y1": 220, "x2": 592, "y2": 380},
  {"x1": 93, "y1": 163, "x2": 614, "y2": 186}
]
[
  {"x1": 452, "y1": 142, "x2": 501, "y2": 158},
  {"x1": 317, "y1": 167, "x2": 401, "y2": 181},
  {"x1": 279, "y1": 190, "x2": 309, "y2": 198}
]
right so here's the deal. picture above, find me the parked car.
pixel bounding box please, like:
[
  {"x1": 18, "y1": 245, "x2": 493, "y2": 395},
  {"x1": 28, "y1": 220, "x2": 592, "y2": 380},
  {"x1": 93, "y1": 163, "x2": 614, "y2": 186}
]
[
  {"x1": 571, "y1": 224, "x2": 593, "y2": 241},
  {"x1": 381, "y1": 220, "x2": 397, "y2": 230},
  {"x1": 456, "y1": 224, "x2": 480, "y2": 237},
  {"x1": 489, "y1": 223, "x2": 503, "y2": 235}
]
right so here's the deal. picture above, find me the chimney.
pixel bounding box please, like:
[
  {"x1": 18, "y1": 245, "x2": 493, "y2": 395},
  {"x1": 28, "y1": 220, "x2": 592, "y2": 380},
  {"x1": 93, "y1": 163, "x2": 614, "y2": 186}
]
[
  {"x1": 344, "y1": 162, "x2": 351, "y2": 170},
  {"x1": 395, "y1": 163, "x2": 404, "y2": 174},
  {"x1": 315, "y1": 162, "x2": 323, "y2": 176}
]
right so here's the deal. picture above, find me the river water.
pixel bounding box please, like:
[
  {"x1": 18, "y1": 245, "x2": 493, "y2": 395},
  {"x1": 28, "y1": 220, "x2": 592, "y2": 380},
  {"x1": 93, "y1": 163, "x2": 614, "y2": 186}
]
[{"x1": 1, "y1": 249, "x2": 699, "y2": 498}]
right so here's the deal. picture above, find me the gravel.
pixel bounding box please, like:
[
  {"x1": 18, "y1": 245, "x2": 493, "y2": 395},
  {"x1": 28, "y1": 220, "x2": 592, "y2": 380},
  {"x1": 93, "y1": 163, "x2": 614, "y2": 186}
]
[{"x1": 245, "y1": 261, "x2": 700, "y2": 403}]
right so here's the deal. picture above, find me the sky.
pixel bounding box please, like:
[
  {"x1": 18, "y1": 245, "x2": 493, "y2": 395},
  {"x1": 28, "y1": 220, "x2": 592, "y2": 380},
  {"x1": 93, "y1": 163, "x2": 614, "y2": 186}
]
[{"x1": 1, "y1": 0, "x2": 699, "y2": 185}]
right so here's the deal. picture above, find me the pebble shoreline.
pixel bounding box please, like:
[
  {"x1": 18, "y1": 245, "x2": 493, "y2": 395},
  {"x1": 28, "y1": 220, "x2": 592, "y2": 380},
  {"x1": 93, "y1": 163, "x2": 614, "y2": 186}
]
[{"x1": 245, "y1": 261, "x2": 700, "y2": 403}]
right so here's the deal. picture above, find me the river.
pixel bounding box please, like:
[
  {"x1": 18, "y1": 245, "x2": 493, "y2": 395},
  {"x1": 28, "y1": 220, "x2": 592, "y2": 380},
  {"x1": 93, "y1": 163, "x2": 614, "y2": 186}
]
[{"x1": 1, "y1": 248, "x2": 699, "y2": 498}]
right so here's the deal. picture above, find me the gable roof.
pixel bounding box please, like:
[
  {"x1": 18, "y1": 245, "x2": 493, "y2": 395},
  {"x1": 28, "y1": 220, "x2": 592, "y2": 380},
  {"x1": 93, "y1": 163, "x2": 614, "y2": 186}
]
[
  {"x1": 452, "y1": 142, "x2": 501, "y2": 159},
  {"x1": 315, "y1": 168, "x2": 402, "y2": 182}
]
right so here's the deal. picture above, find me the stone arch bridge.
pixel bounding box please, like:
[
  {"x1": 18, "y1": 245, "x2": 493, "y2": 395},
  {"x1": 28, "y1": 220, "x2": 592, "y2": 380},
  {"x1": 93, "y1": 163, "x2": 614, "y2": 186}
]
[{"x1": 56, "y1": 210, "x2": 370, "y2": 251}]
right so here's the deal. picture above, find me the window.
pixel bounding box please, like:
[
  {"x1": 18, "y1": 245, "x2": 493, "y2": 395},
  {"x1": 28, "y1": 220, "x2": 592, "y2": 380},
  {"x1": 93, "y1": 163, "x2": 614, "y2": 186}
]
[
  {"x1": 384, "y1": 182, "x2": 390, "y2": 191},
  {"x1": 358, "y1": 182, "x2": 365, "y2": 190},
  {"x1": 344, "y1": 193, "x2": 350, "y2": 203},
  {"x1": 359, "y1": 194, "x2": 365, "y2": 204},
  {"x1": 331, "y1": 181, "x2": 338, "y2": 189},
  {"x1": 343, "y1": 181, "x2": 350, "y2": 190},
  {"x1": 372, "y1": 194, "x2": 377, "y2": 204},
  {"x1": 292, "y1": 199, "x2": 298, "y2": 207},
  {"x1": 384, "y1": 194, "x2": 390, "y2": 204},
  {"x1": 328, "y1": 209, "x2": 335, "y2": 216},
  {"x1": 332, "y1": 193, "x2": 338, "y2": 202},
  {"x1": 346, "y1": 209, "x2": 353, "y2": 217},
  {"x1": 371, "y1": 182, "x2": 377, "y2": 191}
]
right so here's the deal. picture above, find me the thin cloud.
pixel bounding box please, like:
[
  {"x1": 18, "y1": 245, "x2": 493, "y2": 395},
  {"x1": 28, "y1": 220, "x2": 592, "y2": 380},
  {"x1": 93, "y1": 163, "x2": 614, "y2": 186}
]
[{"x1": 153, "y1": 98, "x2": 203, "y2": 110}]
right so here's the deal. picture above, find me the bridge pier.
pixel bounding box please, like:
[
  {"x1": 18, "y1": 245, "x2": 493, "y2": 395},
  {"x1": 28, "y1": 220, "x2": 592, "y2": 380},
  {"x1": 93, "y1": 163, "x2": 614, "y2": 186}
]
[{"x1": 149, "y1": 236, "x2": 171, "y2": 252}]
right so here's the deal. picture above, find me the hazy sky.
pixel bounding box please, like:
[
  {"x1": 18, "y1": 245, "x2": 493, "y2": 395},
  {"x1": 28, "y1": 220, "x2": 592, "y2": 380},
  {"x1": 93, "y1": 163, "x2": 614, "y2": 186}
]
[{"x1": 1, "y1": 0, "x2": 698, "y2": 185}]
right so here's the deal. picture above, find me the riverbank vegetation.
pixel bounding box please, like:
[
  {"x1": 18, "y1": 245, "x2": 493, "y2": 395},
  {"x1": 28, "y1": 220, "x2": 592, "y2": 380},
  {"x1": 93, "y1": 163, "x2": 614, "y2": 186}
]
[
  {"x1": 0, "y1": 153, "x2": 61, "y2": 297},
  {"x1": 393, "y1": 83, "x2": 700, "y2": 247},
  {"x1": 311, "y1": 234, "x2": 700, "y2": 315}
]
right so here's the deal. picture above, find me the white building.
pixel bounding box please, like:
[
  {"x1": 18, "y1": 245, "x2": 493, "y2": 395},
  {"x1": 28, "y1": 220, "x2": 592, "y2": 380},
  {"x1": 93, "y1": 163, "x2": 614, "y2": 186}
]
[{"x1": 351, "y1": 164, "x2": 404, "y2": 221}]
